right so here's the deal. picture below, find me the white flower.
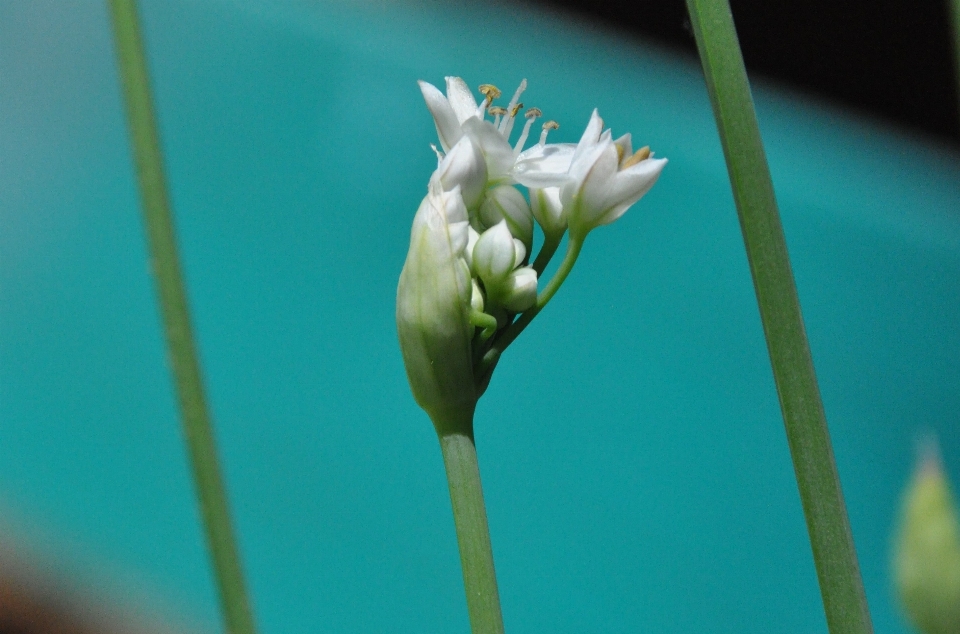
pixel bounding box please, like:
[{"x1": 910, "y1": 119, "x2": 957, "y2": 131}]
[
  {"x1": 419, "y1": 77, "x2": 559, "y2": 193},
  {"x1": 396, "y1": 179, "x2": 477, "y2": 424},
  {"x1": 513, "y1": 109, "x2": 667, "y2": 239},
  {"x1": 563, "y1": 110, "x2": 667, "y2": 238}
]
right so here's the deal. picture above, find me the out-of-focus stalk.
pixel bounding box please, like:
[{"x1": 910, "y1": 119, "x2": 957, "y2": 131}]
[
  {"x1": 683, "y1": 1, "x2": 872, "y2": 632},
  {"x1": 107, "y1": 2, "x2": 257, "y2": 633}
]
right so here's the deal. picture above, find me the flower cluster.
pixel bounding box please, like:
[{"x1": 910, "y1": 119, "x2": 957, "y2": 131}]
[{"x1": 398, "y1": 76, "x2": 667, "y2": 427}]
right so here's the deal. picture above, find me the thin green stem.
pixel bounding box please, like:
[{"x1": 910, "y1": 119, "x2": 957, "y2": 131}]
[
  {"x1": 684, "y1": 1, "x2": 872, "y2": 633},
  {"x1": 107, "y1": 3, "x2": 257, "y2": 634},
  {"x1": 432, "y1": 409, "x2": 504, "y2": 634},
  {"x1": 531, "y1": 233, "x2": 562, "y2": 276},
  {"x1": 950, "y1": 0, "x2": 960, "y2": 123},
  {"x1": 491, "y1": 236, "x2": 583, "y2": 357}
]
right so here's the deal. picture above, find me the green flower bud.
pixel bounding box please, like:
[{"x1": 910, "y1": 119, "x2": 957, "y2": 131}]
[
  {"x1": 396, "y1": 180, "x2": 477, "y2": 428},
  {"x1": 894, "y1": 443, "x2": 960, "y2": 634}
]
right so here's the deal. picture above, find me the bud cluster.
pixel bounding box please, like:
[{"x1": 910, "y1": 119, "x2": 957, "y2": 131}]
[{"x1": 398, "y1": 76, "x2": 667, "y2": 427}]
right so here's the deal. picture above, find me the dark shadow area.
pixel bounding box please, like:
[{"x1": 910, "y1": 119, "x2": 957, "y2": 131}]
[{"x1": 531, "y1": 0, "x2": 960, "y2": 145}]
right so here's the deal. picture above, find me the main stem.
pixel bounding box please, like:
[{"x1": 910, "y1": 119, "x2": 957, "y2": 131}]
[
  {"x1": 684, "y1": 1, "x2": 872, "y2": 633},
  {"x1": 107, "y1": 3, "x2": 257, "y2": 634},
  {"x1": 434, "y1": 410, "x2": 504, "y2": 634}
]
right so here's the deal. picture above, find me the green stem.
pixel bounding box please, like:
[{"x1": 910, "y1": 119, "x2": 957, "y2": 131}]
[
  {"x1": 107, "y1": 3, "x2": 257, "y2": 634},
  {"x1": 433, "y1": 410, "x2": 504, "y2": 634},
  {"x1": 684, "y1": 1, "x2": 872, "y2": 633},
  {"x1": 950, "y1": 0, "x2": 960, "y2": 124},
  {"x1": 531, "y1": 233, "x2": 562, "y2": 276},
  {"x1": 491, "y1": 235, "x2": 583, "y2": 357}
]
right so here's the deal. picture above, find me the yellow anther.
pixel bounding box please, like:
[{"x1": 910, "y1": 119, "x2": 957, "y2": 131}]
[
  {"x1": 542, "y1": 120, "x2": 560, "y2": 131},
  {"x1": 479, "y1": 84, "x2": 502, "y2": 101},
  {"x1": 509, "y1": 103, "x2": 524, "y2": 117},
  {"x1": 524, "y1": 107, "x2": 542, "y2": 119},
  {"x1": 488, "y1": 106, "x2": 507, "y2": 116},
  {"x1": 621, "y1": 146, "x2": 651, "y2": 169}
]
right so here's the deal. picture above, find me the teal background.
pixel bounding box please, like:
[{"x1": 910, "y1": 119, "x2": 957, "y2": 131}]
[{"x1": 2, "y1": 0, "x2": 960, "y2": 632}]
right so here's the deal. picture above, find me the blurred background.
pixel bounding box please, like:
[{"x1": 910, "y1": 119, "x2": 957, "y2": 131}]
[
  {"x1": 537, "y1": 0, "x2": 960, "y2": 145},
  {"x1": 1, "y1": 0, "x2": 959, "y2": 633}
]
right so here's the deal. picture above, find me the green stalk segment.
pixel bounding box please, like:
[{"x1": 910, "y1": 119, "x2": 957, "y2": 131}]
[
  {"x1": 434, "y1": 410, "x2": 505, "y2": 634},
  {"x1": 683, "y1": 1, "x2": 872, "y2": 632},
  {"x1": 951, "y1": 0, "x2": 960, "y2": 117},
  {"x1": 107, "y1": 3, "x2": 257, "y2": 634}
]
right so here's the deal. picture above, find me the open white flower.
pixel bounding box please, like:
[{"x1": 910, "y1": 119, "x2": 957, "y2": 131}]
[
  {"x1": 563, "y1": 110, "x2": 667, "y2": 238},
  {"x1": 419, "y1": 77, "x2": 561, "y2": 193},
  {"x1": 513, "y1": 109, "x2": 667, "y2": 240}
]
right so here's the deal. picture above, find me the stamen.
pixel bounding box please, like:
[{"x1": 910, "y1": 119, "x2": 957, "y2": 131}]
[
  {"x1": 478, "y1": 84, "x2": 502, "y2": 103},
  {"x1": 488, "y1": 105, "x2": 506, "y2": 127},
  {"x1": 514, "y1": 108, "x2": 543, "y2": 154},
  {"x1": 498, "y1": 79, "x2": 527, "y2": 135},
  {"x1": 538, "y1": 120, "x2": 559, "y2": 146},
  {"x1": 621, "y1": 145, "x2": 651, "y2": 169}
]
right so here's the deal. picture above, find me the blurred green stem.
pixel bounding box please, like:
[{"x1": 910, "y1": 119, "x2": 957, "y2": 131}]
[
  {"x1": 433, "y1": 410, "x2": 504, "y2": 634},
  {"x1": 107, "y1": 3, "x2": 257, "y2": 634},
  {"x1": 951, "y1": 0, "x2": 960, "y2": 120},
  {"x1": 684, "y1": 1, "x2": 872, "y2": 633}
]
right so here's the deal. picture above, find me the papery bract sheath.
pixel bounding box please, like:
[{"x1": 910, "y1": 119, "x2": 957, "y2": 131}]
[{"x1": 397, "y1": 181, "x2": 477, "y2": 427}]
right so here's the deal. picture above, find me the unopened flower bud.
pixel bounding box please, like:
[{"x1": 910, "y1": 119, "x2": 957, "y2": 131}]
[
  {"x1": 894, "y1": 442, "x2": 960, "y2": 634},
  {"x1": 501, "y1": 266, "x2": 538, "y2": 312},
  {"x1": 479, "y1": 185, "x2": 534, "y2": 248},
  {"x1": 473, "y1": 221, "x2": 518, "y2": 284},
  {"x1": 530, "y1": 187, "x2": 565, "y2": 239}
]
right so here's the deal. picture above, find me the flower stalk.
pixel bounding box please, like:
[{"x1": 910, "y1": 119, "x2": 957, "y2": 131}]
[
  {"x1": 684, "y1": 0, "x2": 872, "y2": 632},
  {"x1": 399, "y1": 76, "x2": 666, "y2": 633},
  {"x1": 107, "y1": 3, "x2": 257, "y2": 634},
  {"x1": 438, "y1": 415, "x2": 505, "y2": 634}
]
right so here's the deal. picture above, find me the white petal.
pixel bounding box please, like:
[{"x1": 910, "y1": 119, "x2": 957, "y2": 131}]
[
  {"x1": 562, "y1": 135, "x2": 614, "y2": 211},
  {"x1": 445, "y1": 76, "x2": 479, "y2": 124},
  {"x1": 592, "y1": 157, "x2": 668, "y2": 226},
  {"x1": 436, "y1": 136, "x2": 487, "y2": 210},
  {"x1": 512, "y1": 143, "x2": 577, "y2": 188},
  {"x1": 462, "y1": 117, "x2": 516, "y2": 183},
  {"x1": 568, "y1": 109, "x2": 604, "y2": 169},
  {"x1": 613, "y1": 133, "x2": 632, "y2": 166},
  {"x1": 419, "y1": 80, "x2": 463, "y2": 152}
]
